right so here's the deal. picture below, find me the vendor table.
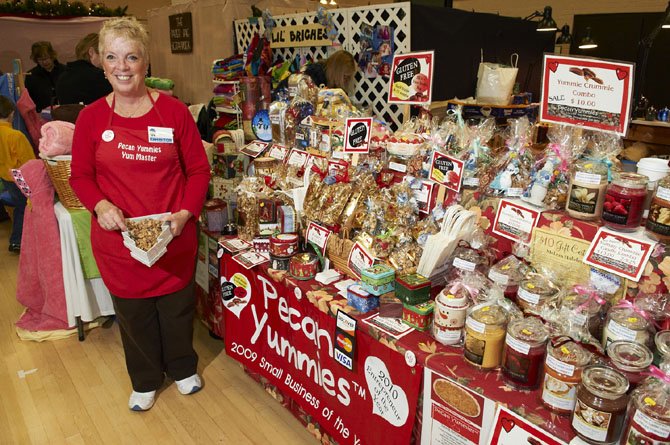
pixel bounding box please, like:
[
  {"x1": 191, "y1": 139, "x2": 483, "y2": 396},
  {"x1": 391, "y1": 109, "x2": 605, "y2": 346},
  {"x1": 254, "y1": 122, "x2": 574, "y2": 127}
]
[{"x1": 54, "y1": 202, "x2": 114, "y2": 340}]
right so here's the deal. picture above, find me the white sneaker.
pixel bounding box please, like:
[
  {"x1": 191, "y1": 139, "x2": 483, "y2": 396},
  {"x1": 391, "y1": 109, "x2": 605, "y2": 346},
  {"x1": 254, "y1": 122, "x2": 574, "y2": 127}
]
[
  {"x1": 175, "y1": 373, "x2": 202, "y2": 395},
  {"x1": 128, "y1": 390, "x2": 156, "y2": 411}
]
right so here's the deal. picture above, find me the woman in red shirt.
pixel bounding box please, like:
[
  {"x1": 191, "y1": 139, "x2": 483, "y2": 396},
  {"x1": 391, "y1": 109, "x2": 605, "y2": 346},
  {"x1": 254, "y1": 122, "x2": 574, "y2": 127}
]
[{"x1": 70, "y1": 17, "x2": 210, "y2": 411}]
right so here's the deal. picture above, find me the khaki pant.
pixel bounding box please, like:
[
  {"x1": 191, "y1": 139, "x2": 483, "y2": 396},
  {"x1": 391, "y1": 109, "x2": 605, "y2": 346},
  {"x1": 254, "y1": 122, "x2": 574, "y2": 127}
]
[{"x1": 112, "y1": 282, "x2": 198, "y2": 392}]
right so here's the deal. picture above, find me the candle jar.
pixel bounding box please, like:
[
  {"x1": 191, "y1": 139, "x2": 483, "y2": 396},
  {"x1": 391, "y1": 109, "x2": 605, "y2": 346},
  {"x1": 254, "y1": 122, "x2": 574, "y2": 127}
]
[
  {"x1": 654, "y1": 330, "x2": 670, "y2": 369},
  {"x1": 622, "y1": 377, "x2": 670, "y2": 444},
  {"x1": 602, "y1": 306, "x2": 653, "y2": 351},
  {"x1": 517, "y1": 274, "x2": 560, "y2": 318},
  {"x1": 450, "y1": 244, "x2": 489, "y2": 276},
  {"x1": 502, "y1": 317, "x2": 549, "y2": 390},
  {"x1": 645, "y1": 176, "x2": 670, "y2": 243},
  {"x1": 571, "y1": 365, "x2": 629, "y2": 445},
  {"x1": 488, "y1": 255, "x2": 528, "y2": 302},
  {"x1": 606, "y1": 340, "x2": 652, "y2": 390},
  {"x1": 542, "y1": 337, "x2": 592, "y2": 414},
  {"x1": 601, "y1": 172, "x2": 648, "y2": 232},
  {"x1": 561, "y1": 291, "x2": 604, "y2": 341},
  {"x1": 433, "y1": 289, "x2": 470, "y2": 345},
  {"x1": 464, "y1": 304, "x2": 508, "y2": 371},
  {"x1": 566, "y1": 159, "x2": 609, "y2": 221}
]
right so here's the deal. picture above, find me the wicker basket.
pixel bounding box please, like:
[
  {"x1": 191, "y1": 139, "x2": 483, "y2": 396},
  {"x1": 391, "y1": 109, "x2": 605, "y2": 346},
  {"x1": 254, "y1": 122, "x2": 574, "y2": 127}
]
[
  {"x1": 326, "y1": 235, "x2": 358, "y2": 279},
  {"x1": 42, "y1": 155, "x2": 85, "y2": 210}
]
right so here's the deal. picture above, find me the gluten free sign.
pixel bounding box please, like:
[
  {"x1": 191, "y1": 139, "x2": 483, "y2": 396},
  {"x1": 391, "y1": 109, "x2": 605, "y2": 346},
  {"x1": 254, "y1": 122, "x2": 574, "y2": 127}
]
[{"x1": 344, "y1": 117, "x2": 372, "y2": 153}]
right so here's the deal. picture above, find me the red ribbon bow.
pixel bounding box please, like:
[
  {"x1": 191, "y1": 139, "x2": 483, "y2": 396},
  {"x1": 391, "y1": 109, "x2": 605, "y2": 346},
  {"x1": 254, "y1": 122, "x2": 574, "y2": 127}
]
[
  {"x1": 573, "y1": 285, "x2": 606, "y2": 313},
  {"x1": 614, "y1": 299, "x2": 661, "y2": 329},
  {"x1": 643, "y1": 365, "x2": 670, "y2": 384}
]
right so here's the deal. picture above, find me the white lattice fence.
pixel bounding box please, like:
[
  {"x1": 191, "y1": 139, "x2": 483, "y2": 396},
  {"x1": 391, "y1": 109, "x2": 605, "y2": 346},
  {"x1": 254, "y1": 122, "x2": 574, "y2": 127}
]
[{"x1": 234, "y1": 2, "x2": 411, "y2": 129}]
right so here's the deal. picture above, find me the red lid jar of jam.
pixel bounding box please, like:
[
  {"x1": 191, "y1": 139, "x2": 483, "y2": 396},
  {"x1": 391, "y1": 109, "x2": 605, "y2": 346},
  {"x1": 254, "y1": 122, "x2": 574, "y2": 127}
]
[
  {"x1": 601, "y1": 172, "x2": 648, "y2": 232},
  {"x1": 622, "y1": 377, "x2": 670, "y2": 444},
  {"x1": 517, "y1": 274, "x2": 560, "y2": 318},
  {"x1": 542, "y1": 337, "x2": 593, "y2": 414},
  {"x1": 571, "y1": 365, "x2": 629, "y2": 445},
  {"x1": 502, "y1": 317, "x2": 549, "y2": 390},
  {"x1": 606, "y1": 340, "x2": 653, "y2": 390}
]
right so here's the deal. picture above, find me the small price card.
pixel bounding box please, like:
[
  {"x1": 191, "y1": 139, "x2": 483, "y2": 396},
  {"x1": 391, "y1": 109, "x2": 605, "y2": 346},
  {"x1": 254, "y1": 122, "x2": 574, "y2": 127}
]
[
  {"x1": 492, "y1": 199, "x2": 542, "y2": 243},
  {"x1": 583, "y1": 227, "x2": 656, "y2": 282}
]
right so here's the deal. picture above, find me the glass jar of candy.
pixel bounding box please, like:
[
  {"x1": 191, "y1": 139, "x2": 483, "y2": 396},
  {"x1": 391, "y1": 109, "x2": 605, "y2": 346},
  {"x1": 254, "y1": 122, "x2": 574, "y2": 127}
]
[
  {"x1": 645, "y1": 176, "x2": 670, "y2": 243},
  {"x1": 566, "y1": 159, "x2": 609, "y2": 221},
  {"x1": 571, "y1": 365, "x2": 629, "y2": 444},
  {"x1": 501, "y1": 317, "x2": 549, "y2": 390},
  {"x1": 464, "y1": 304, "x2": 508, "y2": 371},
  {"x1": 517, "y1": 274, "x2": 560, "y2": 318},
  {"x1": 601, "y1": 172, "x2": 648, "y2": 232},
  {"x1": 621, "y1": 377, "x2": 670, "y2": 444},
  {"x1": 542, "y1": 337, "x2": 592, "y2": 415},
  {"x1": 606, "y1": 340, "x2": 653, "y2": 390}
]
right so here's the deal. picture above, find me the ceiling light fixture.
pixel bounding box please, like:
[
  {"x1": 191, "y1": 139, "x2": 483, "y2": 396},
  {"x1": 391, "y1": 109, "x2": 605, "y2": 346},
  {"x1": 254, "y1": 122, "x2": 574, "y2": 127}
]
[
  {"x1": 524, "y1": 6, "x2": 558, "y2": 32},
  {"x1": 578, "y1": 26, "x2": 598, "y2": 49}
]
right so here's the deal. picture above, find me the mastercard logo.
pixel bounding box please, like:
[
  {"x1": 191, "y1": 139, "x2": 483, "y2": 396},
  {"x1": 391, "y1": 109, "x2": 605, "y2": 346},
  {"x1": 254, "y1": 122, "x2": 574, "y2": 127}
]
[{"x1": 336, "y1": 334, "x2": 353, "y2": 353}]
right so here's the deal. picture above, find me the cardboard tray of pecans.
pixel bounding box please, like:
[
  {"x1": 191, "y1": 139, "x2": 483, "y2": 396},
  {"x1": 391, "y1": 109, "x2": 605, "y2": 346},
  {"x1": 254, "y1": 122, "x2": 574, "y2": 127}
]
[{"x1": 122, "y1": 213, "x2": 173, "y2": 267}]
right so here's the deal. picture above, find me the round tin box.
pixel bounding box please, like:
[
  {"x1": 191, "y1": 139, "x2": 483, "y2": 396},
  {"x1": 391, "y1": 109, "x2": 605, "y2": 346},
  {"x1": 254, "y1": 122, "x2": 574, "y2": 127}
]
[
  {"x1": 289, "y1": 253, "x2": 319, "y2": 280},
  {"x1": 270, "y1": 233, "x2": 299, "y2": 258}
]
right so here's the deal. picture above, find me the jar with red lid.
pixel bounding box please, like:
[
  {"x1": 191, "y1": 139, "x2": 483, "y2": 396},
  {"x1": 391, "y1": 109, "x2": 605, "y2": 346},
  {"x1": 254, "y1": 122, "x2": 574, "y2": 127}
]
[
  {"x1": 621, "y1": 376, "x2": 670, "y2": 444},
  {"x1": 542, "y1": 337, "x2": 593, "y2": 414},
  {"x1": 502, "y1": 317, "x2": 549, "y2": 390},
  {"x1": 606, "y1": 340, "x2": 653, "y2": 390},
  {"x1": 571, "y1": 365, "x2": 629, "y2": 444},
  {"x1": 602, "y1": 172, "x2": 648, "y2": 232}
]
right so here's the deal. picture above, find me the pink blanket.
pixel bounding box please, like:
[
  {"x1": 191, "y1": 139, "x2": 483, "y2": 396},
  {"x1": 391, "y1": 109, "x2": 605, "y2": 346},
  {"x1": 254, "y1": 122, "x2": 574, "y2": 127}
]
[
  {"x1": 16, "y1": 89, "x2": 47, "y2": 156},
  {"x1": 38, "y1": 121, "x2": 76, "y2": 156},
  {"x1": 15, "y1": 159, "x2": 69, "y2": 331}
]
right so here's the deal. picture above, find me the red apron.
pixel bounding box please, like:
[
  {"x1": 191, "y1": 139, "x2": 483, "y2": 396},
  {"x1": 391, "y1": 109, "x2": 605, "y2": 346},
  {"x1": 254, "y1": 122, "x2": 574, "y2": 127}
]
[{"x1": 91, "y1": 92, "x2": 196, "y2": 298}]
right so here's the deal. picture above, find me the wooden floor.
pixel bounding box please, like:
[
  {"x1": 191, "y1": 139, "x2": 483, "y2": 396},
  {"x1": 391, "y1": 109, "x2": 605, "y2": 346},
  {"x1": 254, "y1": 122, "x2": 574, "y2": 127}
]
[{"x1": 0, "y1": 219, "x2": 315, "y2": 445}]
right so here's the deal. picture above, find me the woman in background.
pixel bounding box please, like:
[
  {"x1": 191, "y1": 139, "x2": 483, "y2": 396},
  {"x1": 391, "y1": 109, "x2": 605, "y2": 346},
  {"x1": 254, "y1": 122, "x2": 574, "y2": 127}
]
[
  {"x1": 56, "y1": 33, "x2": 112, "y2": 105},
  {"x1": 303, "y1": 50, "x2": 356, "y2": 91},
  {"x1": 25, "y1": 41, "x2": 65, "y2": 111}
]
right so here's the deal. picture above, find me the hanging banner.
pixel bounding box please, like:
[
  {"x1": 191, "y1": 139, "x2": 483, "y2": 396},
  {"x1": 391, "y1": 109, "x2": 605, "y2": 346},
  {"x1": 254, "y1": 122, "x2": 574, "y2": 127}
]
[
  {"x1": 388, "y1": 51, "x2": 434, "y2": 105},
  {"x1": 222, "y1": 258, "x2": 422, "y2": 445},
  {"x1": 540, "y1": 54, "x2": 634, "y2": 135},
  {"x1": 271, "y1": 23, "x2": 332, "y2": 48}
]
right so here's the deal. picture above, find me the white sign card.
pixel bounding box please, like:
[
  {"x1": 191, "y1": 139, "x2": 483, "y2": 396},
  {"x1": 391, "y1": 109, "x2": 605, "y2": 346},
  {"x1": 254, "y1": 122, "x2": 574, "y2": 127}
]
[
  {"x1": 347, "y1": 241, "x2": 375, "y2": 279},
  {"x1": 267, "y1": 144, "x2": 288, "y2": 161},
  {"x1": 240, "y1": 140, "x2": 269, "y2": 158},
  {"x1": 388, "y1": 50, "x2": 435, "y2": 105},
  {"x1": 583, "y1": 227, "x2": 656, "y2": 282},
  {"x1": 492, "y1": 199, "x2": 542, "y2": 243},
  {"x1": 487, "y1": 405, "x2": 567, "y2": 445},
  {"x1": 306, "y1": 222, "x2": 332, "y2": 253}
]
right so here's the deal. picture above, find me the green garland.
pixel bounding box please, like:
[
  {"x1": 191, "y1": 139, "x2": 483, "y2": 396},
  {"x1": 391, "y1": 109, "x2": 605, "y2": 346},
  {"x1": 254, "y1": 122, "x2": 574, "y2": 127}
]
[{"x1": 0, "y1": 1, "x2": 127, "y2": 17}]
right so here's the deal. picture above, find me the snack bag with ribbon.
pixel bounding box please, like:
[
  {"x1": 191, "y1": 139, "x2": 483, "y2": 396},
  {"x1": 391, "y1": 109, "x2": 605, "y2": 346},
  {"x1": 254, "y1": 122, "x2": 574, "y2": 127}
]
[
  {"x1": 522, "y1": 124, "x2": 588, "y2": 209},
  {"x1": 485, "y1": 116, "x2": 534, "y2": 198},
  {"x1": 459, "y1": 117, "x2": 496, "y2": 191}
]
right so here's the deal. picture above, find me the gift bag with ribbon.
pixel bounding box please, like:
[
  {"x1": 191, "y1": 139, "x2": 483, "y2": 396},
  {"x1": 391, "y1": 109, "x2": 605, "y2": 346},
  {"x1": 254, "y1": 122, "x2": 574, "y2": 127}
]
[{"x1": 475, "y1": 52, "x2": 519, "y2": 106}]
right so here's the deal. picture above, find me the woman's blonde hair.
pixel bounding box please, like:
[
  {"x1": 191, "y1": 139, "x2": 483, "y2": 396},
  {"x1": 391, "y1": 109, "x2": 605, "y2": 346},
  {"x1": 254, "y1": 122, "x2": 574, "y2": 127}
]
[
  {"x1": 99, "y1": 17, "x2": 150, "y2": 60},
  {"x1": 324, "y1": 50, "x2": 356, "y2": 90},
  {"x1": 75, "y1": 33, "x2": 99, "y2": 61}
]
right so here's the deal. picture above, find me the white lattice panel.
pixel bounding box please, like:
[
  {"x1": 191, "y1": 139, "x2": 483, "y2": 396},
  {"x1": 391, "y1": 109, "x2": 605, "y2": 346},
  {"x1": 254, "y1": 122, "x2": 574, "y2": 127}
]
[{"x1": 234, "y1": 2, "x2": 411, "y2": 129}]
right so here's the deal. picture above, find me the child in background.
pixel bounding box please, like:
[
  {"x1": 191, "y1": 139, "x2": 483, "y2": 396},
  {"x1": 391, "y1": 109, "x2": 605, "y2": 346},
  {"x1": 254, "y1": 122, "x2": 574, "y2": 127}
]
[{"x1": 0, "y1": 95, "x2": 35, "y2": 252}]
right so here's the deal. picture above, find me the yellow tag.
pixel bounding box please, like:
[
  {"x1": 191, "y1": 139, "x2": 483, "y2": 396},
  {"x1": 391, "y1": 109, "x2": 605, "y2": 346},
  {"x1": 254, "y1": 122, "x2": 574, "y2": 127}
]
[
  {"x1": 447, "y1": 294, "x2": 455, "y2": 299},
  {"x1": 521, "y1": 329, "x2": 532, "y2": 335},
  {"x1": 527, "y1": 283, "x2": 536, "y2": 289},
  {"x1": 502, "y1": 264, "x2": 510, "y2": 270},
  {"x1": 644, "y1": 397, "x2": 656, "y2": 406},
  {"x1": 628, "y1": 317, "x2": 638, "y2": 323},
  {"x1": 482, "y1": 306, "x2": 490, "y2": 312},
  {"x1": 584, "y1": 163, "x2": 593, "y2": 169},
  {"x1": 561, "y1": 346, "x2": 570, "y2": 355}
]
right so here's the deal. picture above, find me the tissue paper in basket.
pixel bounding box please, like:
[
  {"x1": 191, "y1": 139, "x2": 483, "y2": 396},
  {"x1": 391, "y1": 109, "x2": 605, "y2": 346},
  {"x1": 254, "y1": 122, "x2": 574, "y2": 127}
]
[{"x1": 122, "y1": 213, "x2": 173, "y2": 267}]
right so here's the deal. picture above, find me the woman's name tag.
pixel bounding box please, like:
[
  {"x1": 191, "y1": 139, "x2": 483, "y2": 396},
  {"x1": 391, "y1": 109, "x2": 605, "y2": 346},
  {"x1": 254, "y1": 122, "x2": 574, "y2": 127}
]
[{"x1": 148, "y1": 126, "x2": 174, "y2": 143}]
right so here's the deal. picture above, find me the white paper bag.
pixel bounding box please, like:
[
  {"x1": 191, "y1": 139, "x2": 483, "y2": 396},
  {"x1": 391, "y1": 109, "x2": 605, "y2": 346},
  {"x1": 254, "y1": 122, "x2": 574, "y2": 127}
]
[{"x1": 476, "y1": 53, "x2": 519, "y2": 106}]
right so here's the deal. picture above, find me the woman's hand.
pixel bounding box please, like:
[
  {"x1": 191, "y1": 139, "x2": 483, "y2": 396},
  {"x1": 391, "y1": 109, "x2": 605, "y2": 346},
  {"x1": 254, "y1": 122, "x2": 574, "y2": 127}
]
[
  {"x1": 94, "y1": 199, "x2": 127, "y2": 231},
  {"x1": 163, "y1": 210, "x2": 192, "y2": 236}
]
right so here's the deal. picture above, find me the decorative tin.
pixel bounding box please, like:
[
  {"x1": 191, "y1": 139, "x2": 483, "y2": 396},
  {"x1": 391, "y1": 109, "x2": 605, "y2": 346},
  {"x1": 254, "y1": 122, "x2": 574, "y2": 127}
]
[
  {"x1": 347, "y1": 283, "x2": 380, "y2": 313},
  {"x1": 252, "y1": 237, "x2": 270, "y2": 253},
  {"x1": 361, "y1": 264, "x2": 395, "y2": 296},
  {"x1": 277, "y1": 205, "x2": 296, "y2": 233},
  {"x1": 289, "y1": 253, "x2": 319, "y2": 280},
  {"x1": 396, "y1": 273, "x2": 431, "y2": 305},
  {"x1": 269, "y1": 253, "x2": 291, "y2": 271},
  {"x1": 269, "y1": 233, "x2": 299, "y2": 257},
  {"x1": 402, "y1": 301, "x2": 435, "y2": 331},
  {"x1": 379, "y1": 292, "x2": 403, "y2": 318},
  {"x1": 258, "y1": 199, "x2": 277, "y2": 224}
]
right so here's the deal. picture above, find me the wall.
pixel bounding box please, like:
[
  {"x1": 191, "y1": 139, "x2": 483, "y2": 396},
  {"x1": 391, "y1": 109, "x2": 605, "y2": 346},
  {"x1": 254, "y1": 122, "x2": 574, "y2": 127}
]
[
  {"x1": 100, "y1": 0, "x2": 171, "y2": 20},
  {"x1": 451, "y1": 0, "x2": 668, "y2": 31}
]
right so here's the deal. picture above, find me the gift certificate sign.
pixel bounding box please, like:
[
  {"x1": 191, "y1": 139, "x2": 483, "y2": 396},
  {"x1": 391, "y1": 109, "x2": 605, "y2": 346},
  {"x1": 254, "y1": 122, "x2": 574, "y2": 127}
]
[
  {"x1": 429, "y1": 152, "x2": 464, "y2": 192},
  {"x1": 540, "y1": 55, "x2": 634, "y2": 135},
  {"x1": 583, "y1": 227, "x2": 655, "y2": 282},
  {"x1": 344, "y1": 117, "x2": 373, "y2": 153},
  {"x1": 492, "y1": 199, "x2": 542, "y2": 243},
  {"x1": 487, "y1": 406, "x2": 566, "y2": 445},
  {"x1": 388, "y1": 51, "x2": 434, "y2": 105}
]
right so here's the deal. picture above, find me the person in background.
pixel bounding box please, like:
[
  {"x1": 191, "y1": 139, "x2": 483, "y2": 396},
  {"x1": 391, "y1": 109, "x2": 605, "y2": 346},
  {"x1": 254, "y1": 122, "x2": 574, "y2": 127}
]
[
  {"x1": 0, "y1": 95, "x2": 35, "y2": 252},
  {"x1": 303, "y1": 50, "x2": 356, "y2": 91},
  {"x1": 70, "y1": 17, "x2": 210, "y2": 411},
  {"x1": 56, "y1": 33, "x2": 112, "y2": 105},
  {"x1": 25, "y1": 41, "x2": 65, "y2": 112}
]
